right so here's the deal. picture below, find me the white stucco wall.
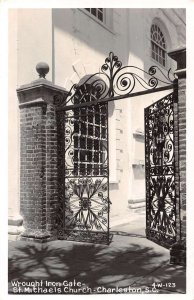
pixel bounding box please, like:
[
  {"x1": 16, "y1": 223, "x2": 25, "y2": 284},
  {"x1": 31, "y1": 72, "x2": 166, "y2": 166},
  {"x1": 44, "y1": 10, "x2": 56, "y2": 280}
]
[
  {"x1": 8, "y1": 9, "x2": 19, "y2": 218},
  {"x1": 17, "y1": 9, "x2": 53, "y2": 85},
  {"x1": 8, "y1": 9, "x2": 53, "y2": 224}
]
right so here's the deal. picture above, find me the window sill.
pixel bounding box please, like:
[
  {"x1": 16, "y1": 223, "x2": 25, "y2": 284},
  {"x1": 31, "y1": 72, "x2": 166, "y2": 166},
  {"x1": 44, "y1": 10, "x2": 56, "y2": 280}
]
[
  {"x1": 132, "y1": 164, "x2": 145, "y2": 168},
  {"x1": 110, "y1": 180, "x2": 118, "y2": 184},
  {"x1": 150, "y1": 57, "x2": 169, "y2": 72},
  {"x1": 133, "y1": 130, "x2": 144, "y2": 139},
  {"x1": 79, "y1": 9, "x2": 115, "y2": 35}
]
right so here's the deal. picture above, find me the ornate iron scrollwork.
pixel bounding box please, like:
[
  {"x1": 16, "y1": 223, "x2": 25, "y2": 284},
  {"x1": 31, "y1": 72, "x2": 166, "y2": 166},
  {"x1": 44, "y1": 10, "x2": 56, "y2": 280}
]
[
  {"x1": 54, "y1": 52, "x2": 175, "y2": 109},
  {"x1": 55, "y1": 51, "x2": 177, "y2": 246},
  {"x1": 57, "y1": 93, "x2": 110, "y2": 243},
  {"x1": 145, "y1": 92, "x2": 176, "y2": 248}
]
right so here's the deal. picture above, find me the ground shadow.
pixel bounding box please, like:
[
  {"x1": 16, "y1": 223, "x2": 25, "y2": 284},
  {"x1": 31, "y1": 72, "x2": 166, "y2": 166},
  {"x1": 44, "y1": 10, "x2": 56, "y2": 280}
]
[{"x1": 8, "y1": 236, "x2": 186, "y2": 294}]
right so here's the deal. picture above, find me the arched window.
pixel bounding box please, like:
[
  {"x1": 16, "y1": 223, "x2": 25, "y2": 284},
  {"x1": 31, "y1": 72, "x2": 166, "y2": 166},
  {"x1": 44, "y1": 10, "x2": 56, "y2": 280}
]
[{"x1": 151, "y1": 24, "x2": 166, "y2": 67}]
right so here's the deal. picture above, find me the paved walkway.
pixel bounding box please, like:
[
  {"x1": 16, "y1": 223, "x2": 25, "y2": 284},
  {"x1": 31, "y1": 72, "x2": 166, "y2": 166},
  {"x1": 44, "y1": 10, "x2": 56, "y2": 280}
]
[
  {"x1": 8, "y1": 222, "x2": 186, "y2": 295},
  {"x1": 110, "y1": 210, "x2": 146, "y2": 236}
]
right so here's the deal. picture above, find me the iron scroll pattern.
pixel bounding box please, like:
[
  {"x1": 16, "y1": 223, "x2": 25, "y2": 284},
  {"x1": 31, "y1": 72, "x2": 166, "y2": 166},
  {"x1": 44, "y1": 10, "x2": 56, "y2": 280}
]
[
  {"x1": 145, "y1": 92, "x2": 176, "y2": 248},
  {"x1": 57, "y1": 102, "x2": 110, "y2": 244},
  {"x1": 53, "y1": 52, "x2": 175, "y2": 109}
]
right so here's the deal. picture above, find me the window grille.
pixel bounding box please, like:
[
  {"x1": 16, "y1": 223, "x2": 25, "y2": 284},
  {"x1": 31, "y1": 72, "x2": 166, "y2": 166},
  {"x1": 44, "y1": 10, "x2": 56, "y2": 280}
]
[
  {"x1": 85, "y1": 8, "x2": 104, "y2": 22},
  {"x1": 73, "y1": 84, "x2": 107, "y2": 177},
  {"x1": 151, "y1": 24, "x2": 166, "y2": 67}
]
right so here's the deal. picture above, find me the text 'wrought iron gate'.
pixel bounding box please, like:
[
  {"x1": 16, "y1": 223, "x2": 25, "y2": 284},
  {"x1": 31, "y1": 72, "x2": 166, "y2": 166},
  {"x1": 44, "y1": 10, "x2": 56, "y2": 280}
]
[
  {"x1": 145, "y1": 92, "x2": 177, "y2": 248},
  {"x1": 54, "y1": 52, "x2": 178, "y2": 246}
]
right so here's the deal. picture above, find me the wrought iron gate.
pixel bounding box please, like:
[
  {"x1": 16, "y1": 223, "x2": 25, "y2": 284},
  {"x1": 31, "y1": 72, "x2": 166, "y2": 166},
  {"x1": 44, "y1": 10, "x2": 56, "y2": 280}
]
[
  {"x1": 145, "y1": 92, "x2": 177, "y2": 248},
  {"x1": 54, "y1": 52, "x2": 178, "y2": 246},
  {"x1": 56, "y1": 82, "x2": 110, "y2": 244}
]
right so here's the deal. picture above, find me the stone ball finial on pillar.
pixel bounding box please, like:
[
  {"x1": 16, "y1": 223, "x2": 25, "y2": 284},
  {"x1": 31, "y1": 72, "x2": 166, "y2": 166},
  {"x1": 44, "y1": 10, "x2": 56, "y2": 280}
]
[{"x1": 36, "y1": 62, "x2": 49, "y2": 79}]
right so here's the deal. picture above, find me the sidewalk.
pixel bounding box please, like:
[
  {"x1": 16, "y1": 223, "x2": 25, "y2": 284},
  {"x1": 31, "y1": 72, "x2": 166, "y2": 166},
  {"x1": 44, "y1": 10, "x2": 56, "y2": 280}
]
[
  {"x1": 110, "y1": 210, "x2": 146, "y2": 236},
  {"x1": 8, "y1": 225, "x2": 186, "y2": 294}
]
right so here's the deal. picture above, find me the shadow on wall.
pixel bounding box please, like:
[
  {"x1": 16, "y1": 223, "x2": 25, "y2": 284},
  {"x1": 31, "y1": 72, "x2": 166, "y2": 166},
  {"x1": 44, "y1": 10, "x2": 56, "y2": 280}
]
[
  {"x1": 51, "y1": 8, "x2": 131, "y2": 84},
  {"x1": 8, "y1": 238, "x2": 186, "y2": 294},
  {"x1": 52, "y1": 9, "x2": 122, "y2": 58}
]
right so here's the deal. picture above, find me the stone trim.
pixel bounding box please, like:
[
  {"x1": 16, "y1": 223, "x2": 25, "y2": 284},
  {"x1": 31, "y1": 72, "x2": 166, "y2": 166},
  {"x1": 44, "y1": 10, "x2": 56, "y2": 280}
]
[
  {"x1": 19, "y1": 99, "x2": 45, "y2": 108},
  {"x1": 174, "y1": 69, "x2": 186, "y2": 79}
]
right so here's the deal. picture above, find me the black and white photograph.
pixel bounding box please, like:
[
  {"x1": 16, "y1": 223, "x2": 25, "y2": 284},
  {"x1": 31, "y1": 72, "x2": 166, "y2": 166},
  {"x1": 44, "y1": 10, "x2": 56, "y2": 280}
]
[{"x1": 0, "y1": 1, "x2": 193, "y2": 298}]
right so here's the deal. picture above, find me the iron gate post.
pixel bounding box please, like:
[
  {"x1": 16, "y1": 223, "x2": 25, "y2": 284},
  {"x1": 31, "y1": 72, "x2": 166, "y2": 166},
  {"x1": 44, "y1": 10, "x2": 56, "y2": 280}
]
[
  {"x1": 17, "y1": 63, "x2": 68, "y2": 242},
  {"x1": 168, "y1": 47, "x2": 186, "y2": 265}
]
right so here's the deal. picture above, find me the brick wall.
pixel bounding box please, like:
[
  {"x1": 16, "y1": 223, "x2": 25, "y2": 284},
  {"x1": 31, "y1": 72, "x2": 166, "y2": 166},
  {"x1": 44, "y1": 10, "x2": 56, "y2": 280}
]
[
  {"x1": 20, "y1": 102, "x2": 58, "y2": 240},
  {"x1": 17, "y1": 78, "x2": 68, "y2": 241},
  {"x1": 168, "y1": 47, "x2": 186, "y2": 265},
  {"x1": 20, "y1": 104, "x2": 47, "y2": 235},
  {"x1": 178, "y1": 78, "x2": 186, "y2": 240},
  {"x1": 173, "y1": 89, "x2": 181, "y2": 241},
  {"x1": 45, "y1": 104, "x2": 58, "y2": 234}
]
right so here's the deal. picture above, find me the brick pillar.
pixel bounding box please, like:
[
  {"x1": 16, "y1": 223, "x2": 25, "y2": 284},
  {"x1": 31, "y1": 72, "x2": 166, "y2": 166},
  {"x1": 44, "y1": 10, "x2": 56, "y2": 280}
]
[
  {"x1": 168, "y1": 47, "x2": 186, "y2": 265},
  {"x1": 17, "y1": 63, "x2": 68, "y2": 242}
]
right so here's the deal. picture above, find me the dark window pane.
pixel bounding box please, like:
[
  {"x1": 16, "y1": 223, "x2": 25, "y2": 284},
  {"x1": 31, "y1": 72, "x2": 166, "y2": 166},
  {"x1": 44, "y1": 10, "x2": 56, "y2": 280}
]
[
  {"x1": 101, "y1": 115, "x2": 106, "y2": 126},
  {"x1": 88, "y1": 124, "x2": 93, "y2": 136},
  {"x1": 80, "y1": 164, "x2": 86, "y2": 175},
  {"x1": 94, "y1": 140, "x2": 99, "y2": 150},
  {"x1": 95, "y1": 113, "x2": 100, "y2": 124},
  {"x1": 95, "y1": 127, "x2": 100, "y2": 137},
  {"x1": 93, "y1": 167, "x2": 99, "y2": 175},
  {"x1": 91, "y1": 8, "x2": 97, "y2": 16},
  {"x1": 102, "y1": 127, "x2": 106, "y2": 138},
  {"x1": 87, "y1": 164, "x2": 92, "y2": 175},
  {"x1": 80, "y1": 136, "x2": 86, "y2": 149},
  {"x1": 88, "y1": 114, "x2": 93, "y2": 123},
  {"x1": 81, "y1": 123, "x2": 87, "y2": 135},
  {"x1": 98, "y1": 11, "x2": 103, "y2": 21},
  {"x1": 87, "y1": 151, "x2": 92, "y2": 162},
  {"x1": 87, "y1": 138, "x2": 93, "y2": 149},
  {"x1": 94, "y1": 153, "x2": 99, "y2": 163},
  {"x1": 80, "y1": 150, "x2": 86, "y2": 162}
]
